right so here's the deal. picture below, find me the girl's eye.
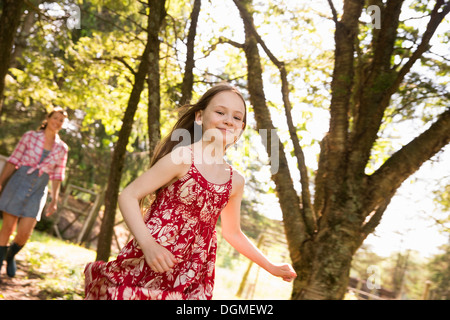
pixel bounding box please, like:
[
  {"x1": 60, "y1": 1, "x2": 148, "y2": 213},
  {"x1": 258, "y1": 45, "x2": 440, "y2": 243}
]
[
  {"x1": 234, "y1": 117, "x2": 242, "y2": 121},
  {"x1": 216, "y1": 111, "x2": 224, "y2": 115}
]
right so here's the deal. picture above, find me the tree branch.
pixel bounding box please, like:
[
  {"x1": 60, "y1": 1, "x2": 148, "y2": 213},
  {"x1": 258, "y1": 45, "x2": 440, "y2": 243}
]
[
  {"x1": 327, "y1": 0, "x2": 339, "y2": 24},
  {"x1": 232, "y1": 0, "x2": 316, "y2": 232},
  {"x1": 218, "y1": 36, "x2": 245, "y2": 49},
  {"x1": 388, "y1": 1, "x2": 450, "y2": 96},
  {"x1": 361, "y1": 197, "x2": 392, "y2": 239},
  {"x1": 347, "y1": 0, "x2": 404, "y2": 175},
  {"x1": 370, "y1": 0, "x2": 404, "y2": 72},
  {"x1": 113, "y1": 56, "x2": 137, "y2": 76},
  {"x1": 91, "y1": 56, "x2": 137, "y2": 76},
  {"x1": 78, "y1": 6, "x2": 146, "y2": 46},
  {"x1": 366, "y1": 108, "x2": 450, "y2": 211}
]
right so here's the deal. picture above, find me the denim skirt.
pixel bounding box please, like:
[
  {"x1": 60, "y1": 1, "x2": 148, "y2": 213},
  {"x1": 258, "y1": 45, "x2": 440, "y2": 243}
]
[{"x1": 0, "y1": 165, "x2": 50, "y2": 221}]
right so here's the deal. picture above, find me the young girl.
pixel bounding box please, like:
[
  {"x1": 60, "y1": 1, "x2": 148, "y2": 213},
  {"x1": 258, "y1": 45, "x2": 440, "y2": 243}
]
[
  {"x1": 0, "y1": 107, "x2": 68, "y2": 278},
  {"x1": 84, "y1": 84, "x2": 296, "y2": 300}
]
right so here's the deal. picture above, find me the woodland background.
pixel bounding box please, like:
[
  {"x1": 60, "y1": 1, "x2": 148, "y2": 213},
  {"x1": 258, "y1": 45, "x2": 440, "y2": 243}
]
[{"x1": 0, "y1": 0, "x2": 449, "y2": 299}]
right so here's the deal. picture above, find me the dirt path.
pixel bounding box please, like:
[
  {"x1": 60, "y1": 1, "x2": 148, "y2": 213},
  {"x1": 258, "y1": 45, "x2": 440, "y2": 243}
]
[
  {"x1": 0, "y1": 258, "x2": 44, "y2": 300},
  {"x1": 0, "y1": 195, "x2": 129, "y2": 300},
  {"x1": 0, "y1": 238, "x2": 96, "y2": 300}
]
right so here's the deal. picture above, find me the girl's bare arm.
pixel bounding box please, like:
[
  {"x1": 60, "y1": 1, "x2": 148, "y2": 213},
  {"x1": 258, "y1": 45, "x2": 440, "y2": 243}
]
[
  {"x1": 220, "y1": 172, "x2": 297, "y2": 282},
  {"x1": 118, "y1": 149, "x2": 190, "y2": 272}
]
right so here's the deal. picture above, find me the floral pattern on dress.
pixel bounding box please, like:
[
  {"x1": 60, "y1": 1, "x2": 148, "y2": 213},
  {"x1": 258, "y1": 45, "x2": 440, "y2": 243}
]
[{"x1": 84, "y1": 152, "x2": 233, "y2": 300}]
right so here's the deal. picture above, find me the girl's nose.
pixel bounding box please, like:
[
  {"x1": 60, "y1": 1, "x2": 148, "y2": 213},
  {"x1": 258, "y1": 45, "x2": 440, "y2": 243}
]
[{"x1": 224, "y1": 115, "x2": 233, "y2": 126}]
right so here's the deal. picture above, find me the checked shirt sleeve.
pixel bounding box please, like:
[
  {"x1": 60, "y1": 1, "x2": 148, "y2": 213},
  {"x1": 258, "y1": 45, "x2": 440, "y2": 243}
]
[
  {"x1": 8, "y1": 131, "x2": 31, "y2": 167},
  {"x1": 50, "y1": 144, "x2": 68, "y2": 181}
]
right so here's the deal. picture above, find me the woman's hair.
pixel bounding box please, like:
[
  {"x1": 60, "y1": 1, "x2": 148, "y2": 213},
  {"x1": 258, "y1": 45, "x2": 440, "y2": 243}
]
[
  {"x1": 139, "y1": 83, "x2": 247, "y2": 211},
  {"x1": 39, "y1": 106, "x2": 68, "y2": 130},
  {"x1": 149, "y1": 83, "x2": 247, "y2": 168}
]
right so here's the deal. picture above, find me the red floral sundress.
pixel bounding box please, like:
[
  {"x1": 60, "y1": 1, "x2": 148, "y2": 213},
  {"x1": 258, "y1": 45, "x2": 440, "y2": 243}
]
[{"x1": 84, "y1": 151, "x2": 233, "y2": 300}]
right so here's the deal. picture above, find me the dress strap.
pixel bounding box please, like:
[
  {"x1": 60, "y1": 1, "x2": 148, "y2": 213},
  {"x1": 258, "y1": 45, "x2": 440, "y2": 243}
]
[{"x1": 188, "y1": 145, "x2": 195, "y2": 164}]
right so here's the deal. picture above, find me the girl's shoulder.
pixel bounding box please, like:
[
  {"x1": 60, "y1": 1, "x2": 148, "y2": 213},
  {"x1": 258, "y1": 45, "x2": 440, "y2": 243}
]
[
  {"x1": 169, "y1": 145, "x2": 193, "y2": 166},
  {"x1": 230, "y1": 167, "x2": 245, "y2": 196},
  {"x1": 156, "y1": 146, "x2": 192, "y2": 179},
  {"x1": 18, "y1": 130, "x2": 41, "y2": 144},
  {"x1": 23, "y1": 130, "x2": 40, "y2": 138}
]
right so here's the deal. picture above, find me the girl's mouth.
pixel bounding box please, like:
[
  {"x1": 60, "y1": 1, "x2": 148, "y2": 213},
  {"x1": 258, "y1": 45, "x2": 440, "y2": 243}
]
[{"x1": 217, "y1": 128, "x2": 233, "y2": 134}]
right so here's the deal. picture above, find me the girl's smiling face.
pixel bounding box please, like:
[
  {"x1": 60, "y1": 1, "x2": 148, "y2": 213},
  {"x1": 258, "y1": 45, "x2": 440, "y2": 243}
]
[{"x1": 195, "y1": 90, "x2": 246, "y2": 147}]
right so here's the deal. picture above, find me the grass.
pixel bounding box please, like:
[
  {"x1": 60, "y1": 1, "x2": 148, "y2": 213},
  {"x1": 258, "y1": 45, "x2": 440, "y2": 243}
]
[{"x1": 1, "y1": 221, "x2": 293, "y2": 300}]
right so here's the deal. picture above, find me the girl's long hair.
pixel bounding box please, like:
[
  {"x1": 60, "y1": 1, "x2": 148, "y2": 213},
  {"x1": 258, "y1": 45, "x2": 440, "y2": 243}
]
[{"x1": 140, "y1": 83, "x2": 247, "y2": 211}]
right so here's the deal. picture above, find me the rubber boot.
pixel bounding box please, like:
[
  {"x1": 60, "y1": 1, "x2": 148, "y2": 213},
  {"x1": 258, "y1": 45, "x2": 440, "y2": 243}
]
[
  {"x1": 5, "y1": 242, "x2": 23, "y2": 277},
  {"x1": 0, "y1": 246, "x2": 7, "y2": 274}
]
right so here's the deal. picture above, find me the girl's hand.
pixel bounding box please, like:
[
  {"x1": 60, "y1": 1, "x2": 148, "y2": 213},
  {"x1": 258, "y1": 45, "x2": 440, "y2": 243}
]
[
  {"x1": 142, "y1": 242, "x2": 178, "y2": 273},
  {"x1": 269, "y1": 263, "x2": 297, "y2": 282}
]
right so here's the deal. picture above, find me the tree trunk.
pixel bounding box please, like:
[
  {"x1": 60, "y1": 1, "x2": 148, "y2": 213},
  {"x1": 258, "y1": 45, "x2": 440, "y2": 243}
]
[
  {"x1": 180, "y1": 0, "x2": 201, "y2": 106},
  {"x1": 0, "y1": 0, "x2": 25, "y2": 115},
  {"x1": 96, "y1": 42, "x2": 152, "y2": 261},
  {"x1": 96, "y1": 0, "x2": 167, "y2": 261},
  {"x1": 147, "y1": 0, "x2": 167, "y2": 159}
]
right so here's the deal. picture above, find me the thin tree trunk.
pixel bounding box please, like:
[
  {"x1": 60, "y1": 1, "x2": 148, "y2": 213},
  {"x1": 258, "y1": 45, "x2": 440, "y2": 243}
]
[
  {"x1": 96, "y1": 42, "x2": 152, "y2": 261},
  {"x1": 0, "y1": 0, "x2": 25, "y2": 115},
  {"x1": 147, "y1": 0, "x2": 167, "y2": 159},
  {"x1": 96, "y1": 0, "x2": 166, "y2": 261},
  {"x1": 180, "y1": 0, "x2": 201, "y2": 106}
]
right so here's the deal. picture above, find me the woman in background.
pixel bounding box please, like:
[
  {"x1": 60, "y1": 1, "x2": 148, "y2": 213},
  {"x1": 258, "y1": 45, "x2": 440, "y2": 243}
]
[{"x1": 0, "y1": 107, "x2": 68, "y2": 278}]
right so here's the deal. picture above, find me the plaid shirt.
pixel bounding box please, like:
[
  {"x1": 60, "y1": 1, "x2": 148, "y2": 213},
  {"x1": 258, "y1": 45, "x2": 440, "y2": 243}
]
[{"x1": 8, "y1": 130, "x2": 68, "y2": 181}]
